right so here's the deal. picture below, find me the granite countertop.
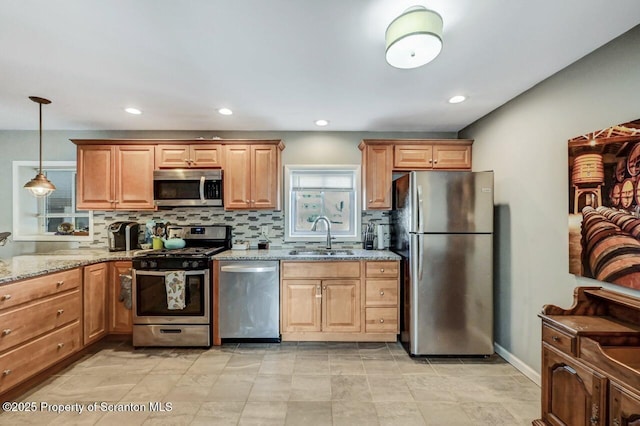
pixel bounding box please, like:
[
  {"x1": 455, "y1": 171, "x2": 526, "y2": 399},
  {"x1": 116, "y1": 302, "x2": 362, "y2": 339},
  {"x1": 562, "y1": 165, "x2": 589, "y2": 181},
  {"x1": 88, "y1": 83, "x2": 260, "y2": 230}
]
[
  {"x1": 0, "y1": 249, "x2": 135, "y2": 285},
  {"x1": 0, "y1": 247, "x2": 401, "y2": 285},
  {"x1": 213, "y1": 248, "x2": 401, "y2": 261}
]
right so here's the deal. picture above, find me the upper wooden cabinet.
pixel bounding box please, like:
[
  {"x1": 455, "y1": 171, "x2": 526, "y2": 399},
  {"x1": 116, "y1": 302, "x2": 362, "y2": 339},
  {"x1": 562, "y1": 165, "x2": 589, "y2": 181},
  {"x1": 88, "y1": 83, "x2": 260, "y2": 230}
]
[
  {"x1": 223, "y1": 141, "x2": 284, "y2": 210},
  {"x1": 76, "y1": 144, "x2": 155, "y2": 210},
  {"x1": 360, "y1": 139, "x2": 473, "y2": 210},
  {"x1": 155, "y1": 144, "x2": 221, "y2": 169}
]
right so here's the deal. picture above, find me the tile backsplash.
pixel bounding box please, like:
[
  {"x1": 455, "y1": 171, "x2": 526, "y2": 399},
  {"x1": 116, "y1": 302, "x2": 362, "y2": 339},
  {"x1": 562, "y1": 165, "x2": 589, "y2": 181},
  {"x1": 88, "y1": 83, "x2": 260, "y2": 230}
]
[{"x1": 81, "y1": 208, "x2": 390, "y2": 250}]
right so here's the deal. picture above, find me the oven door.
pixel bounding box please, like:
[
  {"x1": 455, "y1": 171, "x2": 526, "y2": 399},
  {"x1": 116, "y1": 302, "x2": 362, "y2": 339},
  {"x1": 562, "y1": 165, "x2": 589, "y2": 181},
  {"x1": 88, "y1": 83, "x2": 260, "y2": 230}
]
[{"x1": 132, "y1": 269, "x2": 210, "y2": 324}]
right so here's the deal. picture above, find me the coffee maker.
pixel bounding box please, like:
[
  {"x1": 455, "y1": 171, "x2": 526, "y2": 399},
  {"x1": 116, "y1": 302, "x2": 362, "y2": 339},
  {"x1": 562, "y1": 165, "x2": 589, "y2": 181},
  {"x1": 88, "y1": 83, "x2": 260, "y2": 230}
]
[{"x1": 108, "y1": 221, "x2": 140, "y2": 252}]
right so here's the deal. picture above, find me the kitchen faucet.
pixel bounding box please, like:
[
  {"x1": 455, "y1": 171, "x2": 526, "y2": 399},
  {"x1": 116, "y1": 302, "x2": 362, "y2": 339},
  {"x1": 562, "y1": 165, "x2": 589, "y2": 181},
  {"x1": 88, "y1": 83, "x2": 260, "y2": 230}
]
[{"x1": 311, "y1": 216, "x2": 332, "y2": 249}]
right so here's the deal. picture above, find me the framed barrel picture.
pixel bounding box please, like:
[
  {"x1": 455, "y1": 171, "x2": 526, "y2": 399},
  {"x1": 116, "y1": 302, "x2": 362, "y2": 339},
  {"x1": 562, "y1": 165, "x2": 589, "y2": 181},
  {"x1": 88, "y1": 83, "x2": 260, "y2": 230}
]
[{"x1": 568, "y1": 119, "x2": 640, "y2": 290}]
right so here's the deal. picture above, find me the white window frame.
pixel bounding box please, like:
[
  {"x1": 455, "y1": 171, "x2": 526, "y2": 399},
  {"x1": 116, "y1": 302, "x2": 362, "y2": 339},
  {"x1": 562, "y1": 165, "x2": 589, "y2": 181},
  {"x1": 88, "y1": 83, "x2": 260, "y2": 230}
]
[
  {"x1": 284, "y1": 164, "x2": 361, "y2": 242},
  {"x1": 12, "y1": 161, "x2": 94, "y2": 242}
]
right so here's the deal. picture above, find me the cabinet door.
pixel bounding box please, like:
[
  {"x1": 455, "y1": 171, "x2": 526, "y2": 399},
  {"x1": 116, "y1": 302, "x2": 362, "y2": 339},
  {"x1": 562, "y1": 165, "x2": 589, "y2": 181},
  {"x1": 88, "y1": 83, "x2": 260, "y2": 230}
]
[
  {"x1": 251, "y1": 145, "x2": 278, "y2": 209},
  {"x1": 394, "y1": 145, "x2": 433, "y2": 169},
  {"x1": 281, "y1": 280, "x2": 321, "y2": 332},
  {"x1": 322, "y1": 280, "x2": 361, "y2": 333},
  {"x1": 155, "y1": 145, "x2": 190, "y2": 168},
  {"x1": 610, "y1": 383, "x2": 640, "y2": 426},
  {"x1": 542, "y1": 345, "x2": 606, "y2": 426},
  {"x1": 224, "y1": 145, "x2": 252, "y2": 209},
  {"x1": 83, "y1": 263, "x2": 108, "y2": 346},
  {"x1": 364, "y1": 145, "x2": 392, "y2": 210},
  {"x1": 115, "y1": 146, "x2": 155, "y2": 210},
  {"x1": 109, "y1": 261, "x2": 132, "y2": 334},
  {"x1": 433, "y1": 145, "x2": 471, "y2": 169},
  {"x1": 190, "y1": 144, "x2": 222, "y2": 168},
  {"x1": 77, "y1": 145, "x2": 115, "y2": 210}
]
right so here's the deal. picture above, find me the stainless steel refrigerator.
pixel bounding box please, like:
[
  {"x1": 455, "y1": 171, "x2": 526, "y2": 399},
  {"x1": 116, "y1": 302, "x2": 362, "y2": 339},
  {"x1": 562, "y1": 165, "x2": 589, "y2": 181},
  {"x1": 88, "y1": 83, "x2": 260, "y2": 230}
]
[{"x1": 391, "y1": 171, "x2": 494, "y2": 356}]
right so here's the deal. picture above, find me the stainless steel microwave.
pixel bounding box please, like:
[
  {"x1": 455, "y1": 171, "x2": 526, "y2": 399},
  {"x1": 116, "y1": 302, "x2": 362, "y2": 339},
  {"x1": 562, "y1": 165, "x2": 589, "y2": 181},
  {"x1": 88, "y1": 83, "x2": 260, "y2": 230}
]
[{"x1": 153, "y1": 169, "x2": 223, "y2": 207}]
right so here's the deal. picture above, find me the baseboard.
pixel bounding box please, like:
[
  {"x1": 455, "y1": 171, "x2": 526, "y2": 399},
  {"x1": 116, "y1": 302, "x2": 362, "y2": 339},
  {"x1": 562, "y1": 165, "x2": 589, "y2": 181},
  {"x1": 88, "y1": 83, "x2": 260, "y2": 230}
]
[{"x1": 494, "y1": 342, "x2": 541, "y2": 386}]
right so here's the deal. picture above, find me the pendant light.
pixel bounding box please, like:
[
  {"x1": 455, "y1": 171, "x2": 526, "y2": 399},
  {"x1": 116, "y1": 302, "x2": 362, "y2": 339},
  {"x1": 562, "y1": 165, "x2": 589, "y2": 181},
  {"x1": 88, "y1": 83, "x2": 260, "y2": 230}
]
[
  {"x1": 385, "y1": 5, "x2": 443, "y2": 69},
  {"x1": 24, "y1": 96, "x2": 56, "y2": 197}
]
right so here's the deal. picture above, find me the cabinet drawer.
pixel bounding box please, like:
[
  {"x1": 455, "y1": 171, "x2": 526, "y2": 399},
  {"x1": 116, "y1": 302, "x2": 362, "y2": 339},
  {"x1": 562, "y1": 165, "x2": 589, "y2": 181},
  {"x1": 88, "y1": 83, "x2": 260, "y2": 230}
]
[
  {"x1": 0, "y1": 268, "x2": 81, "y2": 311},
  {"x1": 542, "y1": 323, "x2": 575, "y2": 355},
  {"x1": 281, "y1": 261, "x2": 360, "y2": 279},
  {"x1": 0, "y1": 290, "x2": 81, "y2": 352},
  {"x1": 365, "y1": 280, "x2": 398, "y2": 306},
  {"x1": 0, "y1": 320, "x2": 81, "y2": 394},
  {"x1": 365, "y1": 261, "x2": 398, "y2": 278},
  {"x1": 365, "y1": 307, "x2": 398, "y2": 333}
]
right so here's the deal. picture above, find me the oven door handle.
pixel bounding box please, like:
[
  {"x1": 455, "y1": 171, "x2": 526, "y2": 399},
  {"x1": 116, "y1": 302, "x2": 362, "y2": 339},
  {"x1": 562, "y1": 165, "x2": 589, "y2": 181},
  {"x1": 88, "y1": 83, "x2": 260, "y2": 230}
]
[
  {"x1": 133, "y1": 270, "x2": 206, "y2": 276},
  {"x1": 220, "y1": 265, "x2": 277, "y2": 273}
]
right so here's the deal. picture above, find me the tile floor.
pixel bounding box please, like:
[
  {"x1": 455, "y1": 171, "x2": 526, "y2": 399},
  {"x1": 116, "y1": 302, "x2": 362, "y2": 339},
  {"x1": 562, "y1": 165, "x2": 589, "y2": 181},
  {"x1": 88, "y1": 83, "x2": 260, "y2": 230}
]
[{"x1": 1, "y1": 341, "x2": 540, "y2": 425}]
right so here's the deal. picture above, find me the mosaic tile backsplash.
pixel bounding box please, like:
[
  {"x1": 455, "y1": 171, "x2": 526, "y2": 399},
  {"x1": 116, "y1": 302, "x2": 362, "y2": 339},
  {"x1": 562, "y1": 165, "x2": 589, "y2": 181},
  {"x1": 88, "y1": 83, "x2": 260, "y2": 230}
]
[{"x1": 81, "y1": 208, "x2": 390, "y2": 250}]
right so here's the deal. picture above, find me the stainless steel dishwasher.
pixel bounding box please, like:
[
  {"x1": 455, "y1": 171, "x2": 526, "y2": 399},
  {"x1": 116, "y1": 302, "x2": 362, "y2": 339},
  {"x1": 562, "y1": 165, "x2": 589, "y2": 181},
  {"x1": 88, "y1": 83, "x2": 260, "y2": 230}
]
[{"x1": 218, "y1": 260, "x2": 280, "y2": 342}]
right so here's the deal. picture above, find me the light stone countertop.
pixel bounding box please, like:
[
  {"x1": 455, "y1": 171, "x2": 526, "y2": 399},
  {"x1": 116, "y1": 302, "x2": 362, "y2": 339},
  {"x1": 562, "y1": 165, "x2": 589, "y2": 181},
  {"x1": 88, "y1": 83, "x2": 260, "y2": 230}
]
[
  {"x1": 212, "y1": 248, "x2": 401, "y2": 261},
  {"x1": 0, "y1": 247, "x2": 401, "y2": 285}
]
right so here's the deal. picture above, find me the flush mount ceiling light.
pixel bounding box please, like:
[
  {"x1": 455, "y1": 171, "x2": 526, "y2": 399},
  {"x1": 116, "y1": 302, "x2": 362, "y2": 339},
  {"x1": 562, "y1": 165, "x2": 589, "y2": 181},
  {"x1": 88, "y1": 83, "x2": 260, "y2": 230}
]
[
  {"x1": 315, "y1": 119, "x2": 329, "y2": 127},
  {"x1": 448, "y1": 95, "x2": 466, "y2": 104},
  {"x1": 218, "y1": 108, "x2": 233, "y2": 116},
  {"x1": 125, "y1": 107, "x2": 142, "y2": 115},
  {"x1": 385, "y1": 5, "x2": 443, "y2": 69},
  {"x1": 24, "y1": 96, "x2": 56, "y2": 198}
]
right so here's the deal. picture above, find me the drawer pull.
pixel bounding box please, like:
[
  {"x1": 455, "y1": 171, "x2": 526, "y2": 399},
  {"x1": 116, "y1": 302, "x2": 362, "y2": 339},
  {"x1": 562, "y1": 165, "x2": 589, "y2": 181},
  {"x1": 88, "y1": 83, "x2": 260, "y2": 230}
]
[
  {"x1": 552, "y1": 336, "x2": 560, "y2": 342},
  {"x1": 57, "y1": 343, "x2": 65, "y2": 349},
  {"x1": 3, "y1": 369, "x2": 11, "y2": 376},
  {"x1": 2, "y1": 329, "x2": 11, "y2": 336},
  {"x1": 1, "y1": 294, "x2": 11, "y2": 301},
  {"x1": 57, "y1": 280, "x2": 64, "y2": 287},
  {"x1": 379, "y1": 318, "x2": 384, "y2": 323},
  {"x1": 57, "y1": 309, "x2": 64, "y2": 315},
  {"x1": 380, "y1": 291, "x2": 385, "y2": 296}
]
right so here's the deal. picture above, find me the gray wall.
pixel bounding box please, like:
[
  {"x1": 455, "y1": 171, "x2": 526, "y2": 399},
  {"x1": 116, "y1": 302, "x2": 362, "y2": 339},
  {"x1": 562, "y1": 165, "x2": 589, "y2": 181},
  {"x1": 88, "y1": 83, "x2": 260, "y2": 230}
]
[
  {"x1": 1, "y1": 129, "x2": 453, "y2": 257},
  {"x1": 460, "y1": 24, "x2": 640, "y2": 377}
]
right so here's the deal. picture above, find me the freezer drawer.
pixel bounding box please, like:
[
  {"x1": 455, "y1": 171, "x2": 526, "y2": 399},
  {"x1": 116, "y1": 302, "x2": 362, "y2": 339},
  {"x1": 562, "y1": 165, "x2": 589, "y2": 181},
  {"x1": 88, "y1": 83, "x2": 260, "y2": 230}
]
[{"x1": 218, "y1": 261, "x2": 280, "y2": 340}]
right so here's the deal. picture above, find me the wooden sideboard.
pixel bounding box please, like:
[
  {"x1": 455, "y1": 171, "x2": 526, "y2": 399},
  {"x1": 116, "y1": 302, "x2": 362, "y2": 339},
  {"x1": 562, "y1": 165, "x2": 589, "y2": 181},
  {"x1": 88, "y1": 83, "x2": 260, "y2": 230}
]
[{"x1": 535, "y1": 287, "x2": 640, "y2": 425}]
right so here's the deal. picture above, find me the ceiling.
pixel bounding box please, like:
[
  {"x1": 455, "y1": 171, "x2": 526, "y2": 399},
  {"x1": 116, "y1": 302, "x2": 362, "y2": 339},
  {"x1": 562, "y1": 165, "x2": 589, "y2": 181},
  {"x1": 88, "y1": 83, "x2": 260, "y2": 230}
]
[{"x1": 2, "y1": 1, "x2": 640, "y2": 133}]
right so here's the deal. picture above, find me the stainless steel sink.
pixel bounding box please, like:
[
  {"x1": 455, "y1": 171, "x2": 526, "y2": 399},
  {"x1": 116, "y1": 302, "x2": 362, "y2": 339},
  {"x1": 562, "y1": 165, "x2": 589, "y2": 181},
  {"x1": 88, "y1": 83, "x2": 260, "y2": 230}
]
[{"x1": 288, "y1": 249, "x2": 355, "y2": 256}]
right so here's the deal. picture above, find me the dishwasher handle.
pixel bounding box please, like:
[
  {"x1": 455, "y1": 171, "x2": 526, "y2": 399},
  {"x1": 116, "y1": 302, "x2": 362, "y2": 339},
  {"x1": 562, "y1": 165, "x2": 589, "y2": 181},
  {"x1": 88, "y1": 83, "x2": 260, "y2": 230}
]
[{"x1": 220, "y1": 265, "x2": 277, "y2": 273}]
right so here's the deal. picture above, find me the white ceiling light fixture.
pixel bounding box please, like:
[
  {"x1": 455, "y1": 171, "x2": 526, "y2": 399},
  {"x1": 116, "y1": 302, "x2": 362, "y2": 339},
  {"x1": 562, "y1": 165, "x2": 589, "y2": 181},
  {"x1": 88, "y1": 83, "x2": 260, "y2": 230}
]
[
  {"x1": 24, "y1": 96, "x2": 56, "y2": 198},
  {"x1": 218, "y1": 108, "x2": 233, "y2": 116},
  {"x1": 385, "y1": 5, "x2": 443, "y2": 69},
  {"x1": 124, "y1": 107, "x2": 142, "y2": 115},
  {"x1": 315, "y1": 119, "x2": 329, "y2": 127},
  {"x1": 448, "y1": 95, "x2": 466, "y2": 104}
]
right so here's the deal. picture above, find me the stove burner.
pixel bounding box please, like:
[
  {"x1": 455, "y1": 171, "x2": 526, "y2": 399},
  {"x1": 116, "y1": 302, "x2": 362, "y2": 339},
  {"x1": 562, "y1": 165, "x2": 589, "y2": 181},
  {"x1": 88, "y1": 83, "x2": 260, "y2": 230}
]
[{"x1": 136, "y1": 246, "x2": 224, "y2": 258}]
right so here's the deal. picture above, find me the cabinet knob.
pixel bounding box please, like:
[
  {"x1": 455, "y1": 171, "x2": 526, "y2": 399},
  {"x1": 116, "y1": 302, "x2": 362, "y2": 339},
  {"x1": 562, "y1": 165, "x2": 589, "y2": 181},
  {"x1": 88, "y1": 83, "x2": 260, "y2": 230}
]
[
  {"x1": 379, "y1": 318, "x2": 385, "y2": 323},
  {"x1": 1, "y1": 294, "x2": 11, "y2": 301},
  {"x1": 2, "y1": 329, "x2": 11, "y2": 336},
  {"x1": 3, "y1": 369, "x2": 11, "y2": 376},
  {"x1": 590, "y1": 416, "x2": 599, "y2": 425},
  {"x1": 380, "y1": 268, "x2": 385, "y2": 272},
  {"x1": 613, "y1": 419, "x2": 621, "y2": 426},
  {"x1": 57, "y1": 280, "x2": 64, "y2": 287},
  {"x1": 552, "y1": 336, "x2": 559, "y2": 342},
  {"x1": 368, "y1": 200, "x2": 373, "y2": 203},
  {"x1": 434, "y1": 160, "x2": 438, "y2": 164},
  {"x1": 323, "y1": 286, "x2": 327, "y2": 290},
  {"x1": 57, "y1": 343, "x2": 65, "y2": 349},
  {"x1": 380, "y1": 291, "x2": 385, "y2": 296},
  {"x1": 428, "y1": 159, "x2": 433, "y2": 163},
  {"x1": 57, "y1": 309, "x2": 64, "y2": 315}
]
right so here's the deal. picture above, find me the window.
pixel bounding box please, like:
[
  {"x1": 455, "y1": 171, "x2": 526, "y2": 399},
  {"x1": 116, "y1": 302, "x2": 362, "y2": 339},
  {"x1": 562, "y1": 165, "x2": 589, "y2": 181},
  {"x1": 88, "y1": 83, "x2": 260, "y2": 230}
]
[
  {"x1": 12, "y1": 161, "x2": 93, "y2": 241},
  {"x1": 285, "y1": 165, "x2": 361, "y2": 242}
]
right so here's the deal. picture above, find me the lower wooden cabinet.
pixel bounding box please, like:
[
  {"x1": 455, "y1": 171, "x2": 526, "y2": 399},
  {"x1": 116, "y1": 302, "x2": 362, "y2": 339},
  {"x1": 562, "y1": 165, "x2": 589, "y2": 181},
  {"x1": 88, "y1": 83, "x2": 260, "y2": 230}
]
[
  {"x1": 610, "y1": 383, "x2": 640, "y2": 426},
  {"x1": 109, "y1": 261, "x2": 133, "y2": 334},
  {"x1": 280, "y1": 260, "x2": 398, "y2": 341},
  {"x1": 83, "y1": 263, "x2": 109, "y2": 345},
  {"x1": 541, "y1": 344, "x2": 606, "y2": 426}
]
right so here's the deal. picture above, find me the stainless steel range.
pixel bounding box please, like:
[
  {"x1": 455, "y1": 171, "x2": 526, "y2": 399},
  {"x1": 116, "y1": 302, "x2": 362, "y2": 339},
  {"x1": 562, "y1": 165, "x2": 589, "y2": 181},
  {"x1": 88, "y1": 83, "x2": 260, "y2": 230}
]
[{"x1": 132, "y1": 225, "x2": 231, "y2": 347}]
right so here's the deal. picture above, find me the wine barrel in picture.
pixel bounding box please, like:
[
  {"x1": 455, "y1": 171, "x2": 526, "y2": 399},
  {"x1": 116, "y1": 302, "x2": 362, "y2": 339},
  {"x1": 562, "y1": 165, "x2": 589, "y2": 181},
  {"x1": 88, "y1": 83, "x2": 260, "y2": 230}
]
[
  {"x1": 588, "y1": 234, "x2": 640, "y2": 279},
  {"x1": 620, "y1": 178, "x2": 635, "y2": 209},
  {"x1": 611, "y1": 183, "x2": 622, "y2": 206},
  {"x1": 615, "y1": 158, "x2": 627, "y2": 183},
  {"x1": 572, "y1": 153, "x2": 604, "y2": 185},
  {"x1": 596, "y1": 255, "x2": 640, "y2": 290}
]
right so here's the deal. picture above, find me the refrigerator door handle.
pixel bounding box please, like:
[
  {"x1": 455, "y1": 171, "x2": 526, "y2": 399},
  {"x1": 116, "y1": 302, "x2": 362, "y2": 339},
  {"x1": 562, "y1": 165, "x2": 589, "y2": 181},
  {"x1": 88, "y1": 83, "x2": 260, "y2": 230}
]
[
  {"x1": 417, "y1": 185, "x2": 424, "y2": 233},
  {"x1": 417, "y1": 234, "x2": 423, "y2": 281}
]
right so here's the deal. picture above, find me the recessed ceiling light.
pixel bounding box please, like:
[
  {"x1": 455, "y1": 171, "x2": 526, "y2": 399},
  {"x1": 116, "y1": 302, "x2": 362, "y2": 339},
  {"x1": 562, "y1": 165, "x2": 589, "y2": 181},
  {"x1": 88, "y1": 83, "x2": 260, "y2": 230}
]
[
  {"x1": 448, "y1": 95, "x2": 466, "y2": 104},
  {"x1": 315, "y1": 119, "x2": 329, "y2": 127},
  {"x1": 124, "y1": 107, "x2": 142, "y2": 115},
  {"x1": 218, "y1": 108, "x2": 233, "y2": 115}
]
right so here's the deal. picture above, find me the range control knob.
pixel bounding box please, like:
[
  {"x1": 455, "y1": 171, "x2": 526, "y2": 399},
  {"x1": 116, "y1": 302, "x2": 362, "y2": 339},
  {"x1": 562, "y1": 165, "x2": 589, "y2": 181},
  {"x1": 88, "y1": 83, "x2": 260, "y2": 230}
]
[
  {"x1": 139, "y1": 260, "x2": 148, "y2": 269},
  {"x1": 191, "y1": 261, "x2": 201, "y2": 269},
  {"x1": 182, "y1": 261, "x2": 190, "y2": 268},
  {"x1": 149, "y1": 261, "x2": 158, "y2": 269}
]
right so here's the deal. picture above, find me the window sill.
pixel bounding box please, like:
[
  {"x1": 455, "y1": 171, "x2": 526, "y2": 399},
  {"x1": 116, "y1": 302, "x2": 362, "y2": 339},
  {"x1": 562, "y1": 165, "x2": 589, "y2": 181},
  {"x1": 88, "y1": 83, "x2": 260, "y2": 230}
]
[{"x1": 13, "y1": 233, "x2": 94, "y2": 242}]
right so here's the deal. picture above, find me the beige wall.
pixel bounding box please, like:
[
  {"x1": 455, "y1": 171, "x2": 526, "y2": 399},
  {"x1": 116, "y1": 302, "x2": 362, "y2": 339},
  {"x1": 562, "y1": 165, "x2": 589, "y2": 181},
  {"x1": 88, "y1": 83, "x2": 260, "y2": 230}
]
[{"x1": 460, "y1": 24, "x2": 640, "y2": 377}]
